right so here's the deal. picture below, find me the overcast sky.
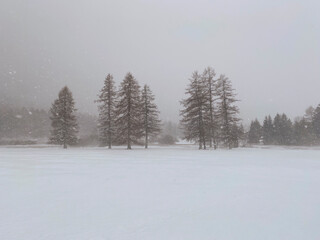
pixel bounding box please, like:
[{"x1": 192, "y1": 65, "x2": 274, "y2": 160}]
[{"x1": 1, "y1": 0, "x2": 320, "y2": 123}]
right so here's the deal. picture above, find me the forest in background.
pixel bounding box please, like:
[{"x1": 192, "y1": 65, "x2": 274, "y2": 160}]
[{"x1": 0, "y1": 105, "x2": 181, "y2": 146}]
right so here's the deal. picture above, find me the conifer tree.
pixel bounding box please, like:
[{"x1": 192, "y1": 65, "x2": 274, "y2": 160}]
[
  {"x1": 293, "y1": 118, "x2": 314, "y2": 146},
  {"x1": 230, "y1": 123, "x2": 244, "y2": 148},
  {"x1": 96, "y1": 74, "x2": 117, "y2": 148},
  {"x1": 248, "y1": 119, "x2": 262, "y2": 144},
  {"x1": 273, "y1": 114, "x2": 282, "y2": 145},
  {"x1": 202, "y1": 67, "x2": 218, "y2": 149},
  {"x1": 262, "y1": 115, "x2": 274, "y2": 145},
  {"x1": 215, "y1": 75, "x2": 240, "y2": 149},
  {"x1": 49, "y1": 86, "x2": 79, "y2": 149},
  {"x1": 273, "y1": 113, "x2": 293, "y2": 145},
  {"x1": 281, "y1": 114, "x2": 294, "y2": 145},
  {"x1": 141, "y1": 85, "x2": 161, "y2": 148},
  {"x1": 312, "y1": 104, "x2": 320, "y2": 143},
  {"x1": 115, "y1": 73, "x2": 143, "y2": 149},
  {"x1": 304, "y1": 106, "x2": 315, "y2": 123},
  {"x1": 180, "y1": 71, "x2": 208, "y2": 149}
]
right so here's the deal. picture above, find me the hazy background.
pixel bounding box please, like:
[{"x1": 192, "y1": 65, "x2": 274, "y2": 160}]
[{"x1": 1, "y1": 0, "x2": 319, "y2": 123}]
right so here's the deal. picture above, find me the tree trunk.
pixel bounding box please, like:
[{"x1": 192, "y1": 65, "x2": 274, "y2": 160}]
[
  {"x1": 214, "y1": 139, "x2": 217, "y2": 150},
  {"x1": 108, "y1": 121, "x2": 112, "y2": 149},
  {"x1": 145, "y1": 133, "x2": 148, "y2": 149},
  {"x1": 203, "y1": 135, "x2": 206, "y2": 149},
  {"x1": 145, "y1": 122, "x2": 148, "y2": 149},
  {"x1": 127, "y1": 124, "x2": 131, "y2": 149},
  {"x1": 127, "y1": 128, "x2": 131, "y2": 149},
  {"x1": 108, "y1": 129, "x2": 111, "y2": 149}
]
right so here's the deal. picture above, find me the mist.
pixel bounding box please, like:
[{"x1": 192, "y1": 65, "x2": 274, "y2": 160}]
[
  {"x1": 1, "y1": 0, "x2": 320, "y2": 122},
  {"x1": 3, "y1": 1, "x2": 320, "y2": 238}
]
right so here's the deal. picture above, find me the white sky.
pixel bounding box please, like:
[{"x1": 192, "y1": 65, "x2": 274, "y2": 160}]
[{"x1": 1, "y1": 0, "x2": 320, "y2": 123}]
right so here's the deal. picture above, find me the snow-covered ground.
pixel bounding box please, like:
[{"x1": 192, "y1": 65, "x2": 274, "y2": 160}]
[{"x1": 1, "y1": 146, "x2": 320, "y2": 240}]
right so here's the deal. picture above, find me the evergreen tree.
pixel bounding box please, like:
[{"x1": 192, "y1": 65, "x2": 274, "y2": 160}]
[
  {"x1": 262, "y1": 115, "x2": 274, "y2": 145},
  {"x1": 49, "y1": 86, "x2": 79, "y2": 148},
  {"x1": 273, "y1": 113, "x2": 293, "y2": 145},
  {"x1": 293, "y1": 118, "x2": 314, "y2": 146},
  {"x1": 239, "y1": 124, "x2": 245, "y2": 145},
  {"x1": 273, "y1": 114, "x2": 282, "y2": 145},
  {"x1": 141, "y1": 84, "x2": 162, "y2": 148},
  {"x1": 115, "y1": 73, "x2": 143, "y2": 149},
  {"x1": 180, "y1": 71, "x2": 208, "y2": 149},
  {"x1": 202, "y1": 66, "x2": 218, "y2": 149},
  {"x1": 230, "y1": 123, "x2": 244, "y2": 148},
  {"x1": 281, "y1": 114, "x2": 294, "y2": 145},
  {"x1": 248, "y1": 119, "x2": 262, "y2": 144},
  {"x1": 304, "y1": 106, "x2": 315, "y2": 123},
  {"x1": 215, "y1": 75, "x2": 240, "y2": 149},
  {"x1": 96, "y1": 74, "x2": 117, "y2": 148},
  {"x1": 312, "y1": 104, "x2": 320, "y2": 143}
]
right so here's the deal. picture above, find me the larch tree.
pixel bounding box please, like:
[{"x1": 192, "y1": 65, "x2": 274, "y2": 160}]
[
  {"x1": 180, "y1": 71, "x2": 208, "y2": 149},
  {"x1": 202, "y1": 66, "x2": 218, "y2": 149},
  {"x1": 115, "y1": 72, "x2": 143, "y2": 149},
  {"x1": 96, "y1": 74, "x2": 117, "y2": 148},
  {"x1": 141, "y1": 84, "x2": 162, "y2": 148},
  {"x1": 49, "y1": 86, "x2": 79, "y2": 149},
  {"x1": 215, "y1": 75, "x2": 240, "y2": 149}
]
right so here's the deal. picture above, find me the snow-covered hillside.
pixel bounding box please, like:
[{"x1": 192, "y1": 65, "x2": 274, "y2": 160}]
[{"x1": 1, "y1": 146, "x2": 320, "y2": 240}]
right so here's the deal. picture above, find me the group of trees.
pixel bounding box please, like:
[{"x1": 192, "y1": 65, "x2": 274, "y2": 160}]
[
  {"x1": 49, "y1": 73, "x2": 161, "y2": 149},
  {"x1": 49, "y1": 67, "x2": 243, "y2": 150},
  {"x1": 0, "y1": 104, "x2": 97, "y2": 145},
  {"x1": 96, "y1": 73, "x2": 161, "y2": 149},
  {"x1": 180, "y1": 67, "x2": 242, "y2": 149},
  {"x1": 248, "y1": 105, "x2": 320, "y2": 146}
]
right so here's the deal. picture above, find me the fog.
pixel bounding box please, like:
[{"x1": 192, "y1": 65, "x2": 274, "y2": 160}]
[{"x1": 1, "y1": 0, "x2": 320, "y2": 122}]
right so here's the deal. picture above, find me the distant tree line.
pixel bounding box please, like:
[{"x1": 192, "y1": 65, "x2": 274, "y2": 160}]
[
  {"x1": 0, "y1": 105, "x2": 97, "y2": 145},
  {"x1": 248, "y1": 106, "x2": 320, "y2": 146},
  {"x1": 0, "y1": 107, "x2": 49, "y2": 142},
  {"x1": 180, "y1": 67, "x2": 243, "y2": 149}
]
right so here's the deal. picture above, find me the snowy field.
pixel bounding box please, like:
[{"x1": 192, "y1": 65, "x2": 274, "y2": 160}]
[{"x1": 1, "y1": 146, "x2": 320, "y2": 240}]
